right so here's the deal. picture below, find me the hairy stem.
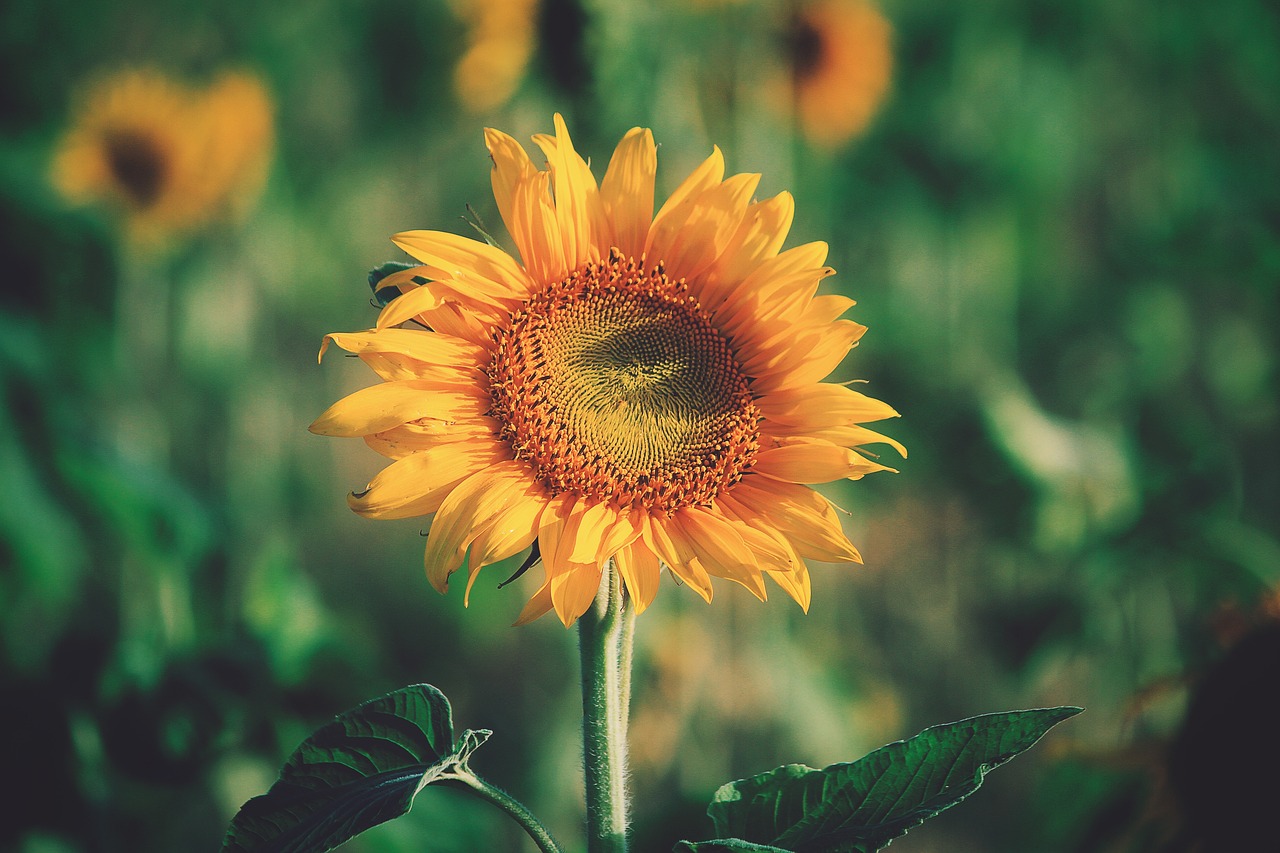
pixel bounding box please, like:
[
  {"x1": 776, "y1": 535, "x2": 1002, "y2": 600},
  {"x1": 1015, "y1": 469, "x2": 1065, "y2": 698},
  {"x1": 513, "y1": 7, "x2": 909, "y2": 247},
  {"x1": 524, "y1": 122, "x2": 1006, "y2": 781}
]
[{"x1": 579, "y1": 563, "x2": 632, "y2": 853}]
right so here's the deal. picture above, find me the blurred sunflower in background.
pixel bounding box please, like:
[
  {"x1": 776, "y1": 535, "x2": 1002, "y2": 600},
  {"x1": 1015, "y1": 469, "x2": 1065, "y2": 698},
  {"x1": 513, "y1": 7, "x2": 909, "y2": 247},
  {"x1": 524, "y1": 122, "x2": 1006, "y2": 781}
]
[
  {"x1": 50, "y1": 68, "x2": 273, "y2": 244},
  {"x1": 779, "y1": 0, "x2": 892, "y2": 148},
  {"x1": 452, "y1": 0, "x2": 539, "y2": 112},
  {"x1": 312, "y1": 115, "x2": 903, "y2": 627}
]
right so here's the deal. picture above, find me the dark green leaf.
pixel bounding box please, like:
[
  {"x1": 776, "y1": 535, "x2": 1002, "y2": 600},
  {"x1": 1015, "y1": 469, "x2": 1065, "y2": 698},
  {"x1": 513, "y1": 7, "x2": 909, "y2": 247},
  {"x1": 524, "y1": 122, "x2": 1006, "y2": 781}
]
[
  {"x1": 682, "y1": 706, "x2": 1081, "y2": 853},
  {"x1": 368, "y1": 260, "x2": 421, "y2": 306},
  {"x1": 222, "y1": 684, "x2": 490, "y2": 853},
  {"x1": 674, "y1": 840, "x2": 790, "y2": 852}
]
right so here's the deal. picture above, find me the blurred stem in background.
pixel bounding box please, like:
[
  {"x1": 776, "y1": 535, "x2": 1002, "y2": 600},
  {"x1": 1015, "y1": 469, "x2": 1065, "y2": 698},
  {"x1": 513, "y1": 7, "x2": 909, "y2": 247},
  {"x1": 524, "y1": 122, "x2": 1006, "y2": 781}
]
[{"x1": 579, "y1": 562, "x2": 634, "y2": 853}]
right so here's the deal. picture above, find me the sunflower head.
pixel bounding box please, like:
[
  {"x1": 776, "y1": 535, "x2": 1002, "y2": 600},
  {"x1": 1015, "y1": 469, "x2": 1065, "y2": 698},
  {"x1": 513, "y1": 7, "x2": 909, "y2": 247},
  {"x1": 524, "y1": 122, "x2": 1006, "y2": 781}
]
[
  {"x1": 51, "y1": 68, "x2": 274, "y2": 244},
  {"x1": 313, "y1": 114, "x2": 904, "y2": 626},
  {"x1": 782, "y1": 0, "x2": 893, "y2": 148}
]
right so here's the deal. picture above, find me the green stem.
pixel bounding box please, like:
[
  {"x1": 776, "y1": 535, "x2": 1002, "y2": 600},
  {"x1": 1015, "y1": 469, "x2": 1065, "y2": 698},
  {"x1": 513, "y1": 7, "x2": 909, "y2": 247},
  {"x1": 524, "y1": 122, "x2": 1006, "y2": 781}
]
[
  {"x1": 579, "y1": 563, "x2": 632, "y2": 853},
  {"x1": 449, "y1": 769, "x2": 565, "y2": 853}
]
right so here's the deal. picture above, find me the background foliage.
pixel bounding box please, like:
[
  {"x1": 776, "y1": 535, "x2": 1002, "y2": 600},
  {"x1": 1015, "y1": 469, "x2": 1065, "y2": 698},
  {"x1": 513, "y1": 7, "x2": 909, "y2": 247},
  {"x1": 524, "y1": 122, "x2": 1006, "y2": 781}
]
[{"x1": 2, "y1": 0, "x2": 1278, "y2": 850}]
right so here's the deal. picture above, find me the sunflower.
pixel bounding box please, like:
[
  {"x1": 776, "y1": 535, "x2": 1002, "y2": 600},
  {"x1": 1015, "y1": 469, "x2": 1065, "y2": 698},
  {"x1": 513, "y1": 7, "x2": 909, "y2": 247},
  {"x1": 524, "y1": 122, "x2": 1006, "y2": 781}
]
[
  {"x1": 452, "y1": 0, "x2": 539, "y2": 112},
  {"x1": 312, "y1": 115, "x2": 903, "y2": 626},
  {"x1": 51, "y1": 69, "x2": 273, "y2": 243},
  {"x1": 782, "y1": 0, "x2": 893, "y2": 148}
]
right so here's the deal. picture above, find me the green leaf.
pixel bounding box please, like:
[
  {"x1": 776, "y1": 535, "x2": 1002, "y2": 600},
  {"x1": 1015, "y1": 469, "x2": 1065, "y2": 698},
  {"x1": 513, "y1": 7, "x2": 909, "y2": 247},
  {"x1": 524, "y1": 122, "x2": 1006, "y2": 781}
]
[
  {"x1": 368, "y1": 260, "x2": 420, "y2": 306},
  {"x1": 675, "y1": 841, "x2": 789, "y2": 853},
  {"x1": 679, "y1": 706, "x2": 1081, "y2": 853},
  {"x1": 222, "y1": 684, "x2": 490, "y2": 853}
]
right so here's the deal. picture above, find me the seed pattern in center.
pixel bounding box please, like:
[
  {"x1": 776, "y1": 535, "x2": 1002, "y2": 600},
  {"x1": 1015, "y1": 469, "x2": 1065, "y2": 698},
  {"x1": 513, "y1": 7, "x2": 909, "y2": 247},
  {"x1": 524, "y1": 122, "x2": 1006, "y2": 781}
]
[{"x1": 487, "y1": 250, "x2": 760, "y2": 513}]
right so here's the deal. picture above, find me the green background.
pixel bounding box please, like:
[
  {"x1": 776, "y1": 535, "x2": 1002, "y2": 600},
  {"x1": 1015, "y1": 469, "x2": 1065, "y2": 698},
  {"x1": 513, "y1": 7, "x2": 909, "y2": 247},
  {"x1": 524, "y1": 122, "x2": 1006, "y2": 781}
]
[{"x1": 2, "y1": 0, "x2": 1278, "y2": 850}]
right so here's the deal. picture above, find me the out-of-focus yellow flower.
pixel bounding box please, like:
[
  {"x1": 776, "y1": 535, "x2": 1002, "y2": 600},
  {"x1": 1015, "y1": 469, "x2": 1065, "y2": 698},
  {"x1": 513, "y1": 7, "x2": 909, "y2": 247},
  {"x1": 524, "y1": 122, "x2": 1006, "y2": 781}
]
[
  {"x1": 312, "y1": 115, "x2": 903, "y2": 626},
  {"x1": 781, "y1": 0, "x2": 893, "y2": 148},
  {"x1": 51, "y1": 68, "x2": 274, "y2": 244},
  {"x1": 452, "y1": 0, "x2": 538, "y2": 112}
]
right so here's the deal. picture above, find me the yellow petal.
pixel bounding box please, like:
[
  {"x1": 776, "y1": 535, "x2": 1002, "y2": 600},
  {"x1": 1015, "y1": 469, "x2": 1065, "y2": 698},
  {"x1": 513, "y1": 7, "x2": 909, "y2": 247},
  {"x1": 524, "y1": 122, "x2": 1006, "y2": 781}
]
[
  {"x1": 596, "y1": 509, "x2": 643, "y2": 565},
  {"x1": 372, "y1": 265, "x2": 430, "y2": 298},
  {"x1": 391, "y1": 229, "x2": 533, "y2": 296},
  {"x1": 513, "y1": 169, "x2": 569, "y2": 284},
  {"x1": 740, "y1": 320, "x2": 865, "y2": 388},
  {"x1": 647, "y1": 172, "x2": 760, "y2": 282},
  {"x1": 715, "y1": 265, "x2": 833, "y2": 342},
  {"x1": 363, "y1": 417, "x2": 499, "y2": 459},
  {"x1": 484, "y1": 128, "x2": 567, "y2": 284},
  {"x1": 728, "y1": 477, "x2": 863, "y2": 563},
  {"x1": 347, "y1": 440, "x2": 507, "y2": 519},
  {"x1": 767, "y1": 557, "x2": 812, "y2": 613},
  {"x1": 309, "y1": 380, "x2": 488, "y2": 437},
  {"x1": 759, "y1": 383, "x2": 900, "y2": 428},
  {"x1": 752, "y1": 439, "x2": 894, "y2": 483},
  {"x1": 356, "y1": 351, "x2": 477, "y2": 383},
  {"x1": 536, "y1": 493, "x2": 573, "y2": 561},
  {"x1": 513, "y1": 576, "x2": 555, "y2": 626},
  {"x1": 533, "y1": 113, "x2": 607, "y2": 269},
  {"x1": 718, "y1": 492, "x2": 815, "y2": 611},
  {"x1": 411, "y1": 300, "x2": 500, "y2": 345},
  {"x1": 720, "y1": 508, "x2": 796, "y2": 574},
  {"x1": 485, "y1": 127, "x2": 538, "y2": 252},
  {"x1": 671, "y1": 507, "x2": 767, "y2": 601},
  {"x1": 551, "y1": 563, "x2": 603, "y2": 627},
  {"x1": 567, "y1": 499, "x2": 616, "y2": 564},
  {"x1": 807, "y1": 294, "x2": 857, "y2": 323},
  {"x1": 644, "y1": 515, "x2": 713, "y2": 603},
  {"x1": 799, "y1": 424, "x2": 908, "y2": 459},
  {"x1": 319, "y1": 329, "x2": 484, "y2": 367},
  {"x1": 422, "y1": 460, "x2": 535, "y2": 593},
  {"x1": 695, "y1": 192, "x2": 795, "y2": 312},
  {"x1": 464, "y1": 486, "x2": 548, "y2": 605},
  {"x1": 600, "y1": 127, "x2": 656, "y2": 259},
  {"x1": 614, "y1": 535, "x2": 661, "y2": 614},
  {"x1": 540, "y1": 494, "x2": 605, "y2": 627},
  {"x1": 374, "y1": 282, "x2": 512, "y2": 332},
  {"x1": 650, "y1": 145, "x2": 724, "y2": 226}
]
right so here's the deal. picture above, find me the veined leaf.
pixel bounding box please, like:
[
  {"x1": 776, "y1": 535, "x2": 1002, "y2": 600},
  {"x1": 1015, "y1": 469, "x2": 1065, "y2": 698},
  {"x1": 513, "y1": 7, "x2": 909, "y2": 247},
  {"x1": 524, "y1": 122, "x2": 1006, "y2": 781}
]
[
  {"x1": 222, "y1": 684, "x2": 489, "y2": 853},
  {"x1": 677, "y1": 706, "x2": 1081, "y2": 853}
]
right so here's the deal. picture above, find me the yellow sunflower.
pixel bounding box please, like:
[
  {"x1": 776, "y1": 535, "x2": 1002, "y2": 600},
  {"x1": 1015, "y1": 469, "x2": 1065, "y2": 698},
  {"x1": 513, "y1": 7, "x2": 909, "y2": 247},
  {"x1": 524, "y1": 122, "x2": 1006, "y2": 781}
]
[
  {"x1": 51, "y1": 68, "x2": 273, "y2": 243},
  {"x1": 782, "y1": 0, "x2": 893, "y2": 148},
  {"x1": 312, "y1": 115, "x2": 903, "y2": 626},
  {"x1": 452, "y1": 0, "x2": 539, "y2": 113}
]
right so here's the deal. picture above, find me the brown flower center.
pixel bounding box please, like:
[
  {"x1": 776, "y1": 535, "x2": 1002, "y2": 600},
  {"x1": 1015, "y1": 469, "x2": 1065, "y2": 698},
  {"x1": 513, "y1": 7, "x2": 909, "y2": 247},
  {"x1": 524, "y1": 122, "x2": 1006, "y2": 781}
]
[
  {"x1": 104, "y1": 128, "x2": 168, "y2": 207},
  {"x1": 788, "y1": 13, "x2": 826, "y2": 82},
  {"x1": 487, "y1": 250, "x2": 760, "y2": 514}
]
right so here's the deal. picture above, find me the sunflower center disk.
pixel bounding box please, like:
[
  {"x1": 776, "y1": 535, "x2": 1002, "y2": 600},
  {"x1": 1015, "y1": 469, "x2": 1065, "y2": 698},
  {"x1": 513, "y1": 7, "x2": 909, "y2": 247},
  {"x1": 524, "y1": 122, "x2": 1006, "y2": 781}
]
[
  {"x1": 104, "y1": 129, "x2": 168, "y2": 207},
  {"x1": 488, "y1": 252, "x2": 761, "y2": 513}
]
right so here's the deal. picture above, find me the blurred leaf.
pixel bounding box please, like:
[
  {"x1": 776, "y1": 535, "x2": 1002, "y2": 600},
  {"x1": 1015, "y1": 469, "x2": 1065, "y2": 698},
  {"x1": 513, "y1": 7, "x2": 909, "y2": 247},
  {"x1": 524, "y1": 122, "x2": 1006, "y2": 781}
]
[
  {"x1": 677, "y1": 707, "x2": 1082, "y2": 853},
  {"x1": 222, "y1": 683, "x2": 490, "y2": 853}
]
